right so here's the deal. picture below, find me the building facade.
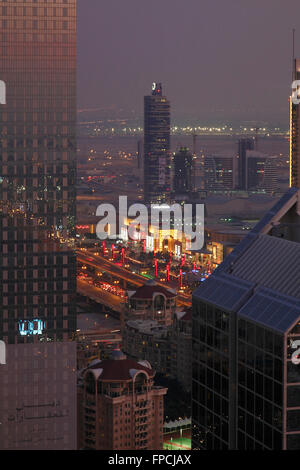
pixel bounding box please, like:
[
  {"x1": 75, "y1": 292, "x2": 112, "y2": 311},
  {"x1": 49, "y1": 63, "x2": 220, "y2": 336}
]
[
  {"x1": 77, "y1": 350, "x2": 167, "y2": 450},
  {"x1": 0, "y1": 0, "x2": 77, "y2": 449},
  {"x1": 123, "y1": 309, "x2": 192, "y2": 392},
  {"x1": 123, "y1": 319, "x2": 172, "y2": 376},
  {"x1": 124, "y1": 280, "x2": 177, "y2": 327},
  {"x1": 237, "y1": 138, "x2": 255, "y2": 190},
  {"x1": 192, "y1": 188, "x2": 300, "y2": 449},
  {"x1": 173, "y1": 147, "x2": 193, "y2": 195},
  {"x1": 144, "y1": 82, "x2": 171, "y2": 204},
  {"x1": 246, "y1": 150, "x2": 278, "y2": 194}
]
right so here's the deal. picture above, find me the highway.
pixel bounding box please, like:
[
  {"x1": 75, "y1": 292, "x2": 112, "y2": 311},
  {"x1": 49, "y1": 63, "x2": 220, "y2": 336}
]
[
  {"x1": 77, "y1": 250, "x2": 192, "y2": 308},
  {"x1": 77, "y1": 278, "x2": 126, "y2": 314}
]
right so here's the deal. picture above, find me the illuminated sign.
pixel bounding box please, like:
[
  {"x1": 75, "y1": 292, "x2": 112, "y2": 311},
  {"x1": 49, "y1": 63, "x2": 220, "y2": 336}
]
[
  {"x1": 18, "y1": 319, "x2": 45, "y2": 336},
  {"x1": 0, "y1": 341, "x2": 6, "y2": 365},
  {"x1": 0, "y1": 80, "x2": 6, "y2": 105}
]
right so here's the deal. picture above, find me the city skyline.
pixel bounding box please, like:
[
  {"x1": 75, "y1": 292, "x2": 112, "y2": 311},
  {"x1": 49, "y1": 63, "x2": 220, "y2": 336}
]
[{"x1": 1, "y1": 0, "x2": 300, "y2": 454}]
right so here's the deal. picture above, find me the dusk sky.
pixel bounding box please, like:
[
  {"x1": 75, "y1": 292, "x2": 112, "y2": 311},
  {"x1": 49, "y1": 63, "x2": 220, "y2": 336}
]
[{"x1": 78, "y1": 0, "x2": 300, "y2": 125}]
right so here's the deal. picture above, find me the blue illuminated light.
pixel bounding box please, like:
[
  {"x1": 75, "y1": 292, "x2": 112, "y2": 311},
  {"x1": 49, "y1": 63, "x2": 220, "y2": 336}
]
[{"x1": 18, "y1": 319, "x2": 45, "y2": 336}]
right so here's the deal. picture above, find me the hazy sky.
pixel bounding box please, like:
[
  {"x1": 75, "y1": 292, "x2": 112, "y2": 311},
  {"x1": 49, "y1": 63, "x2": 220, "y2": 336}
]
[{"x1": 77, "y1": 0, "x2": 300, "y2": 124}]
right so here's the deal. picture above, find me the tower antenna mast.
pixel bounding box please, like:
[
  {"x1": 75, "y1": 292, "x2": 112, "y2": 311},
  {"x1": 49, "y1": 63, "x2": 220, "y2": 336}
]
[{"x1": 292, "y1": 28, "x2": 296, "y2": 81}]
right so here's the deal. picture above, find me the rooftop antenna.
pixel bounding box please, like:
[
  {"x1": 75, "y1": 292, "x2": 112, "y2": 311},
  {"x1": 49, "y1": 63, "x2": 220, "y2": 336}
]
[{"x1": 292, "y1": 28, "x2": 296, "y2": 81}]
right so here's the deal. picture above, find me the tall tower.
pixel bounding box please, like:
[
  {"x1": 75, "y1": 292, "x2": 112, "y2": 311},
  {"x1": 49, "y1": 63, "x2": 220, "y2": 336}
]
[
  {"x1": 173, "y1": 147, "x2": 193, "y2": 194},
  {"x1": 144, "y1": 83, "x2": 171, "y2": 205},
  {"x1": 290, "y1": 59, "x2": 300, "y2": 188},
  {"x1": 237, "y1": 138, "x2": 255, "y2": 190},
  {"x1": 0, "y1": 0, "x2": 77, "y2": 449}
]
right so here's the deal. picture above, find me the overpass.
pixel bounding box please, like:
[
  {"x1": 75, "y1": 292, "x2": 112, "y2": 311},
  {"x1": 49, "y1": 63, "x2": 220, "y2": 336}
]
[
  {"x1": 77, "y1": 278, "x2": 126, "y2": 315},
  {"x1": 77, "y1": 250, "x2": 192, "y2": 309}
]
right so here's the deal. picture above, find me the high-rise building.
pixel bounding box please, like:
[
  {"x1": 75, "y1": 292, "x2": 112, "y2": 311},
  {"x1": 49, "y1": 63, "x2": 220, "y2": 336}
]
[
  {"x1": 144, "y1": 83, "x2": 171, "y2": 205},
  {"x1": 246, "y1": 151, "x2": 278, "y2": 194},
  {"x1": 77, "y1": 350, "x2": 167, "y2": 450},
  {"x1": 204, "y1": 155, "x2": 235, "y2": 191},
  {"x1": 290, "y1": 59, "x2": 300, "y2": 188},
  {"x1": 173, "y1": 147, "x2": 193, "y2": 195},
  {"x1": 237, "y1": 138, "x2": 255, "y2": 190},
  {"x1": 192, "y1": 187, "x2": 300, "y2": 450},
  {"x1": 0, "y1": 0, "x2": 77, "y2": 449}
]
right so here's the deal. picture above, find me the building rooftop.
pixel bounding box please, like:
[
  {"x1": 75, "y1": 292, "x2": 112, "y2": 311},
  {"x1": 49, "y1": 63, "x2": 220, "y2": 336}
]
[
  {"x1": 230, "y1": 234, "x2": 300, "y2": 299},
  {"x1": 193, "y1": 188, "x2": 300, "y2": 334},
  {"x1": 130, "y1": 280, "x2": 177, "y2": 300},
  {"x1": 85, "y1": 350, "x2": 155, "y2": 381}
]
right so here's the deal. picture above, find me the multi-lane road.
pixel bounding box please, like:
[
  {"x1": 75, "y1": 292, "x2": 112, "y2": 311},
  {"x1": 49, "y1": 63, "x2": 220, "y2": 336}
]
[{"x1": 77, "y1": 250, "x2": 192, "y2": 308}]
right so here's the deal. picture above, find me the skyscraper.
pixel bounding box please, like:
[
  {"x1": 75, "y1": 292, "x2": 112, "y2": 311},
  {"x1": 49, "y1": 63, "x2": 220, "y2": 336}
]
[
  {"x1": 246, "y1": 151, "x2": 278, "y2": 194},
  {"x1": 144, "y1": 83, "x2": 171, "y2": 205},
  {"x1": 0, "y1": 0, "x2": 77, "y2": 449},
  {"x1": 204, "y1": 155, "x2": 235, "y2": 192},
  {"x1": 237, "y1": 138, "x2": 254, "y2": 190},
  {"x1": 192, "y1": 188, "x2": 300, "y2": 450},
  {"x1": 173, "y1": 147, "x2": 193, "y2": 195},
  {"x1": 290, "y1": 59, "x2": 300, "y2": 188}
]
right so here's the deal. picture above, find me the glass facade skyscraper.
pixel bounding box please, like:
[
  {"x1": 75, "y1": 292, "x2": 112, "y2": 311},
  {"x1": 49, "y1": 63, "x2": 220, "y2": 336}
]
[
  {"x1": 144, "y1": 83, "x2": 171, "y2": 205},
  {"x1": 173, "y1": 147, "x2": 193, "y2": 195},
  {"x1": 237, "y1": 138, "x2": 254, "y2": 190},
  {"x1": 0, "y1": 0, "x2": 77, "y2": 449},
  {"x1": 192, "y1": 188, "x2": 300, "y2": 450}
]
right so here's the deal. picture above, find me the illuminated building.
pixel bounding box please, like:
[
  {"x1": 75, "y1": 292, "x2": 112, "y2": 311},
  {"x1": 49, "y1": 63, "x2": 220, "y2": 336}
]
[
  {"x1": 204, "y1": 155, "x2": 235, "y2": 192},
  {"x1": 0, "y1": 0, "x2": 77, "y2": 449},
  {"x1": 77, "y1": 350, "x2": 167, "y2": 450},
  {"x1": 173, "y1": 147, "x2": 193, "y2": 195},
  {"x1": 119, "y1": 214, "x2": 185, "y2": 255},
  {"x1": 124, "y1": 280, "x2": 177, "y2": 327},
  {"x1": 144, "y1": 83, "x2": 171, "y2": 204},
  {"x1": 237, "y1": 138, "x2": 255, "y2": 190},
  {"x1": 245, "y1": 151, "x2": 278, "y2": 194},
  {"x1": 290, "y1": 59, "x2": 300, "y2": 188},
  {"x1": 192, "y1": 188, "x2": 300, "y2": 449}
]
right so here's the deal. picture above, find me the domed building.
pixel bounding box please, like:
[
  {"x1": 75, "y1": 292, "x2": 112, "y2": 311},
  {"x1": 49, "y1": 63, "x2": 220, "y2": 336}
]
[
  {"x1": 125, "y1": 279, "x2": 177, "y2": 326},
  {"x1": 77, "y1": 350, "x2": 167, "y2": 450}
]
